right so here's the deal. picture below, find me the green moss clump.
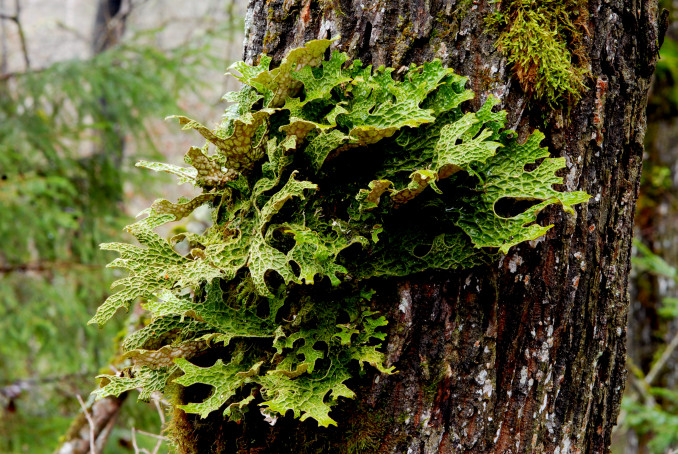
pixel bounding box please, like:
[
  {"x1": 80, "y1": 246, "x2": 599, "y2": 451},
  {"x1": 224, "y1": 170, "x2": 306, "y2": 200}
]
[{"x1": 486, "y1": 0, "x2": 590, "y2": 108}]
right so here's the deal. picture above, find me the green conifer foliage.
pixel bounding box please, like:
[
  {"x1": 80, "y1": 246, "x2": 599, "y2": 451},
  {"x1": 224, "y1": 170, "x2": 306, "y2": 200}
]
[
  {"x1": 0, "y1": 28, "x2": 224, "y2": 451},
  {"x1": 92, "y1": 38, "x2": 589, "y2": 427}
]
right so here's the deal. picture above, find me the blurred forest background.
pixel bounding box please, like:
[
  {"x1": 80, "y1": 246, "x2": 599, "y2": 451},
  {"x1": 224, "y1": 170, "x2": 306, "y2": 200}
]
[
  {"x1": 1, "y1": 0, "x2": 678, "y2": 452},
  {"x1": 0, "y1": 0, "x2": 244, "y2": 451}
]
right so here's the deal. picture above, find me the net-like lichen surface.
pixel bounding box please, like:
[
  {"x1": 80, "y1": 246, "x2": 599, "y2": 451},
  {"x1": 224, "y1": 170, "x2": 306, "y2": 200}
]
[{"x1": 90, "y1": 38, "x2": 589, "y2": 427}]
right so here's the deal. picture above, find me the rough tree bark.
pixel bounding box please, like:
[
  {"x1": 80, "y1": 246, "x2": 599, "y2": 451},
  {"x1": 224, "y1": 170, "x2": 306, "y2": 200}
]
[{"x1": 175, "y1": 1, "x2": 659, "y2": 452}]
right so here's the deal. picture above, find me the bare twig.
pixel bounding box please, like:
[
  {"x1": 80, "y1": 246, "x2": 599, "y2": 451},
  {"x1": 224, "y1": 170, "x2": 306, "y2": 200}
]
[
  {"x1": 0, "y1": 1, "x2": 29, "y2": 72},
  {"x1": 0, "y1": 371, "x2": 94, "y2": 391},
  {"x1": 152, "y1": 396, "x2": 166, "y2": 425},
  {"x1": 76, "y1": 394, "x2": 97, "y2": 454},
  {"x1": 54, "y1": 20, "x2": 90, "y2": 43},
  {"x1": 614, "y1": 358, "x2": 654, "y2": 433},
  {"x1": 13, "y1": 0, "x2": 29, "y2": 69},
  {"x1": 57, "y1": 394, "x2": 127, "y2": 454},
  {"x1": 152, "y1": 437, "x2": 163, "y2": 454},
  {"x1": 131, "y1": 427, "x2": 142, "y2": 454},
  {"x1": 135, "y1": 428, "x2": 169, "y2": 441},
  {"x1": 0, "y1": 65, "x2": 40, "y2": 80},
  {"x1": 1, "y1": 0, "x2": 8, "y2": 74},
  {"x1": 615, "y1": 332, "x2": 678, "y2": 433},
  {"x1": 1, "y1": 373, "x2": 70, "y2": 388},
  {"x1": 131, "y1": 426, "x2": 168, "y2": 454},
  {"x1": 645, "y1": 328, "x2": 678, "y2": 385},
  {"x1": 151, "y1": 398, "x2": 166, "y2": 454}
]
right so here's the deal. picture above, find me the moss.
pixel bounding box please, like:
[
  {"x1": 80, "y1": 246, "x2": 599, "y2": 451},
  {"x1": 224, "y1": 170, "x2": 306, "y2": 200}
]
[
  {"x1": 262, "y1": 9, "x2": 281, "y2": 56},
  {"x1": 166, "y1": 404, "x2": 195, "y2": 454},
  {"x1": 319, "y1": 0, "x2": 345, "y2": 16},
  {"x1": 340, "y1": 410, "x2": 387, "y2": 453},
  {"x1": 486, "y1": 0, "x2": 590, "y2": 109},
  {"x1": 422, "y1": 360, "x2": 451, "y2": 402},
  {"x1": 433, "y1": 0, "x2": 474, "y2": 40},
  {"x1": 166, "y1": 385, "x2": 232, "y2": 454},
  {"x1": 391, "y1": 16, "x2": 416, "y2": 64}
]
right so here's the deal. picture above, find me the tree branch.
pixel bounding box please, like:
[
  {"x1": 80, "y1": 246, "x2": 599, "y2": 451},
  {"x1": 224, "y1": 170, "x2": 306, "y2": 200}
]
[{"x1": 0, "y1": 261, "x2": 103, "y2": 275}]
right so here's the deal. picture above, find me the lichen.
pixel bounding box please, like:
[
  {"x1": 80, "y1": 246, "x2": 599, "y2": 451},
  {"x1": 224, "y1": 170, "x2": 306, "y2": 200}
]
[{"x1": 90, "y1": 38, "x2": 588, "y2": 430}]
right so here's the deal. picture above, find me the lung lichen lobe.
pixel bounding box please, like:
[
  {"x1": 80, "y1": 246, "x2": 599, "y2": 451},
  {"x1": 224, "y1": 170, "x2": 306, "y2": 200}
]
[
  {"x1": 486, "y1": 0, "x2": 590, "y2": 108},
  {"x1": 90, "y1": 38, "x2": 589, "y2": 431}
]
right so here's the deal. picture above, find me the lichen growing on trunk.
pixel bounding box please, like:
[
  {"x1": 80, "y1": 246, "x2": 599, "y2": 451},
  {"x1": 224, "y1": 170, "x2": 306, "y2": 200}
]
[{"x1": 90, "y1": 38, "x2": 587, "y2": 435}]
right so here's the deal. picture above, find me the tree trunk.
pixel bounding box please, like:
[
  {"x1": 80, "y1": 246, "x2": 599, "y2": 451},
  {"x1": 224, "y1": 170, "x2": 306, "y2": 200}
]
[
  {"x1": 175, "y1": 0, "x2": 659, "y2": 452},
  {"x1": 91, "y1": 0, "x2": 129, "y2": 172}
]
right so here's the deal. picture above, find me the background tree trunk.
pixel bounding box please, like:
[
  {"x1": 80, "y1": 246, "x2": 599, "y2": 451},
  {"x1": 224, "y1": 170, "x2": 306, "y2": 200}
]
[
  {"x1": 175, "y1": 0, "x2": 659, "y2": 452},
  {"x1": 621, "y1": 2, "x2": 678, "y2": 452}
]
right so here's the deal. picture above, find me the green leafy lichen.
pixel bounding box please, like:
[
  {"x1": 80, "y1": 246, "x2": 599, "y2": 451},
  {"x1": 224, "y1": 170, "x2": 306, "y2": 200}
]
[{"x1": 91, "y1": 38, "x2": 589, "y2": 428}]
